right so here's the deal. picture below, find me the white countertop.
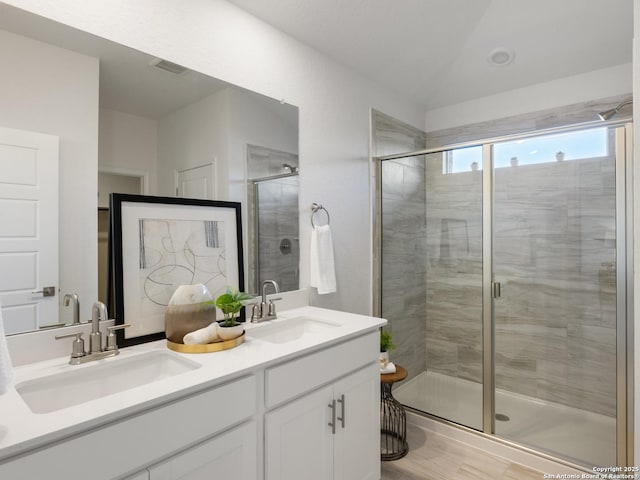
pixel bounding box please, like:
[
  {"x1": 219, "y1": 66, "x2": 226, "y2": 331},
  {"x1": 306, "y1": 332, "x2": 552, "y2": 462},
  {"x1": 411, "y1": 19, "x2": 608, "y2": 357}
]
[{"x1": 0, "y1": 306, "x2": 385, "y2": 462}]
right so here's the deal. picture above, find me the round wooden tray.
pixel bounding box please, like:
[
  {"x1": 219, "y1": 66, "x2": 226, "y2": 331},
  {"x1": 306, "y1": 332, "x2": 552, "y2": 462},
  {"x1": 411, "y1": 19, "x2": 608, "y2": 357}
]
[{"x1": 166, "y1": 331, "x2": 245, "y2": 353}]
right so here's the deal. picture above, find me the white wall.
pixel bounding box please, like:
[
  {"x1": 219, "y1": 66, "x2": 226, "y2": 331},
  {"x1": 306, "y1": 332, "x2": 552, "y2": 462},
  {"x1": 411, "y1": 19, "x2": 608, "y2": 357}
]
[
  {"x1": 227, "y1": 86, "x2": 299, "y2": 281},
  {"x1": 227, "y1": 87, "x2": 299, "y2": 201},
  {"x1": 157, "y1": 89, "x2": 229, "y2": 198},
  {"x1": 425, "y1": 63, "x2": 632, "y2": 131},
  {"x1": 3, "y1": 0, "x2": 425, "y2": 316},
  {"x1": 156, "y1": 85, "x2": 299, "y2": 288},
  {"x1": 98, "y1": 108, "x2": 158, "y2": 200},
  {"x1": 0, "y1": 28, "x2": 99, "y2": 324}
]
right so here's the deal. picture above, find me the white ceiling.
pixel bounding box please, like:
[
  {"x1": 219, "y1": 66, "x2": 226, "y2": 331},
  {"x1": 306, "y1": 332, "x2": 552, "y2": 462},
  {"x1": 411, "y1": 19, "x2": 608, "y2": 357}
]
[
  {"x1": 227, "y1": 0, "x2": 633, "y2": 109},
  {"x1": 0, "y1": 4, "x2": 230, "y2": 119}
]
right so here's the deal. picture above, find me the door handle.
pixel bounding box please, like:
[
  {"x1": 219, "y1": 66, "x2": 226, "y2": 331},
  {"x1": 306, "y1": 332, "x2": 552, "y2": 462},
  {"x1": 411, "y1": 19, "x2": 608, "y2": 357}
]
[
  {"x1": 492, "y1": 282, "x2": 501, "y2": 299},
  {"x1": 328, "y1": 399, "x2": 336, "y2": 435},
  {"x1": 337, "y1": 394, "x2": 345, "y2": 429},
  {"x1": 32, "y1": 286, "x2": 55, "y2": 297}
]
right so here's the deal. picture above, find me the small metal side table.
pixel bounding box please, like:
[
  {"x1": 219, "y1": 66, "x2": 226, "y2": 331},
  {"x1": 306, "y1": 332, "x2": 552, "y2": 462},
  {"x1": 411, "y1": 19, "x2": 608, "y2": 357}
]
[{"x1": 380, "y1": 364, "x2": 408, "y2": 461}]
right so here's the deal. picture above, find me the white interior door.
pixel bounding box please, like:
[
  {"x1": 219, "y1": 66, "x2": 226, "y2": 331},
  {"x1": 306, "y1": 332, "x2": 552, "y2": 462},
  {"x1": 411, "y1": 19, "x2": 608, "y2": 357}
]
[
  {"x1": 0, "y1": 126, "x2": 59, "y2": 334},
  {"x1": 176, "y1": 162, "x2": 215, "y2": 200}
]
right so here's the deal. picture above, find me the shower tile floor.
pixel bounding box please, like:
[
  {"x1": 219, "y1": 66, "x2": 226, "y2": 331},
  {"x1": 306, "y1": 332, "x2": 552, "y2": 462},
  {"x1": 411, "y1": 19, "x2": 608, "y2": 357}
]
[{"x1": 394, "y1": 371, "x2": 616, "y2": 467}]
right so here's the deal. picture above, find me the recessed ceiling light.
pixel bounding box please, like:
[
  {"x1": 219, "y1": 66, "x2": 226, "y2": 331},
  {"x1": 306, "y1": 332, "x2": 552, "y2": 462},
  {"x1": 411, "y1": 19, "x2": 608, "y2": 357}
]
[{"x1": 488, "y1": 48, "x2": 515, "y2": 67}]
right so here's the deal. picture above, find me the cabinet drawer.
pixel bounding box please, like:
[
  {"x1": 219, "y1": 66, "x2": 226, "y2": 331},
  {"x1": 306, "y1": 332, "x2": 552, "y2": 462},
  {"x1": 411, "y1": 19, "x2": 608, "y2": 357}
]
[
  {"x1": 0, "y1": 374, "x2": 257, "y2": 480},
  {"x1": 149, "y1": 420, "x2": 257, "y2": 480},
  {"x1": 265, "y1": 331, "x2": 378, "y2": 408}
]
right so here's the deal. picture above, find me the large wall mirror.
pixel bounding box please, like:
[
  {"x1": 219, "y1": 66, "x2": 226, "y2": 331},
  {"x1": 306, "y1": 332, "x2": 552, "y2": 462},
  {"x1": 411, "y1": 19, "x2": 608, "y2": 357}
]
[{"x1": 0, "y1": 4, "x2": 299, "y2": 335}]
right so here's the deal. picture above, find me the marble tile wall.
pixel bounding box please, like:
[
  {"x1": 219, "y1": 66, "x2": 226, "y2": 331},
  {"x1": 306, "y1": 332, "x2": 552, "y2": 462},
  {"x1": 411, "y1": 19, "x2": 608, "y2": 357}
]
[
  {"x1": 427, "y1": 93, "x2": 632, "y2": 148},
  {"x1": 373, "y1": 110, "x2": 428, "y2": 381},
  {"x1": 255, "y1": 176, "x2": 299, "y2": 293},
  {"x1": 422, "y1": 145, "x2": 617, "y2": 417},
  {"x1": 424, "y1": 153, "x2": 484, "y2": 385},
  {"x1": 492, "y1": 155, "x2": 617, "y2": 417},
  {"x1": 246, "y1": 145, "x2": 299, "y2": 294},
  {"x1": 376, "y1": 103, "x2": 619, "y2": 417}
]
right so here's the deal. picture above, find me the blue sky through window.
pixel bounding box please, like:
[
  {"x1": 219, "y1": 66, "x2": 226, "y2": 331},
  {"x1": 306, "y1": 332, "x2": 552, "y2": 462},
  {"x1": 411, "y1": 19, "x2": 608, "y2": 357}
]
[{"x1": 445, "y1": 128, "x2": 608, "y2": 173}]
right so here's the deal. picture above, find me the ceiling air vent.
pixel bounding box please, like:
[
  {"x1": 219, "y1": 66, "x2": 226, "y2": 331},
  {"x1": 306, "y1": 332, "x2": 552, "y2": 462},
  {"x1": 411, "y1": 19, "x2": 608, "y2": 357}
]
[{"x1": 149, "y1": 58, "x2": 189, "y2": 75}]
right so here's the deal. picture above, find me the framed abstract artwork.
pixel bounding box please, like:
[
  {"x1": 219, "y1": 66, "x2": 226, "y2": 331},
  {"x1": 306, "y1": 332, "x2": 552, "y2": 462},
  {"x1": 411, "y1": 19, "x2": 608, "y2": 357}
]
[{"x1": 109, "y1": 194, "x2": 244, "y2": 347}]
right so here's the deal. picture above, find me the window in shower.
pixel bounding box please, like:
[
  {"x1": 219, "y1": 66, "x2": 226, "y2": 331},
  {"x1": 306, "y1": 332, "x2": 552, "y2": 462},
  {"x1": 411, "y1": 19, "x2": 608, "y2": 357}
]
[{"x1": 444, "y1": 127, "x2": 607, "y2": 173}]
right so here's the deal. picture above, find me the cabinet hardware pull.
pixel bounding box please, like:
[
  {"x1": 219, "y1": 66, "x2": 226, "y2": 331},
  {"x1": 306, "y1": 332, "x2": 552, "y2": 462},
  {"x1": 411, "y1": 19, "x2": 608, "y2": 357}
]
[
  {"x1": 337, "y1": 394, "x2": 345, "y2": 429},
  {"x1": 328, "y1": 399, "x2": 336, "y2": 435}
]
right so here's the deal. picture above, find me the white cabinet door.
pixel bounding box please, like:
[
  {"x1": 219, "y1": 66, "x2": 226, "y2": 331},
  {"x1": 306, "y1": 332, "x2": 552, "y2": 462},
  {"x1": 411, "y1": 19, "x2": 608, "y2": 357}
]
[
  {"x1": 149, "y1": 420, "x2": 257, "y2": 480},
  {"x1": 265, "y1": 364, "x2": 380, "y2": 480},
  {"x1": 265, "y1": 385, "x2": 334, "y2": 480},
  {"x1": 333, "y1": 364, "x2": 380, "y2": 480},
  {"x1": 0, "y1": 126, "x2": 58, "y2": 333}
]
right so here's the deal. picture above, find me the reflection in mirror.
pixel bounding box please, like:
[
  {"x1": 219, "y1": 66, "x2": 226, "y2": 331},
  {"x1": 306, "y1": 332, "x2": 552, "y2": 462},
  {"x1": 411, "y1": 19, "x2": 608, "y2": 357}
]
[
  {"x1": 0, "y1": 5, "x2": 299, "y2": 335},
  {"x1": 247, "y1": 145, "x2": 300, "y2": 294},
  {"x1": 98, "y1": 171, "x2": 145, "y2": 305}
]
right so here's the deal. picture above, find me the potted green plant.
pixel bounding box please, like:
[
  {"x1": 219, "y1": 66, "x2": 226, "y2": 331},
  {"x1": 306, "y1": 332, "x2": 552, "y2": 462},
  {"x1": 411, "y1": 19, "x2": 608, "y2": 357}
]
[
  {"x1": 380, "y1": 329, "x2": 395, "y2": 367},
  {"x1": 215, "y1": 287, "x2": 253, "y2": 340}
]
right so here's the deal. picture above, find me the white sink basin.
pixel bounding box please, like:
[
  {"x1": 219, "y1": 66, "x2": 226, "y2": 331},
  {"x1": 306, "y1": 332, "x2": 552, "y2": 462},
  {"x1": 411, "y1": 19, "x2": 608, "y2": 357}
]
[
  {"x1": 248, "y1": 316, "x2": 341, "y2": 344},
  {"x1": 16, "y1": 350, "x2": 200, "y2": 414}
]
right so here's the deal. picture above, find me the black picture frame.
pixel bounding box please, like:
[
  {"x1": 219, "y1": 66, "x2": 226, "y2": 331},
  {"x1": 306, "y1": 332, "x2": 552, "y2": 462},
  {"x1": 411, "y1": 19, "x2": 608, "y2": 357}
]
[{"x1": 109, "y1": 193, "x2": 245, "y2": 347}]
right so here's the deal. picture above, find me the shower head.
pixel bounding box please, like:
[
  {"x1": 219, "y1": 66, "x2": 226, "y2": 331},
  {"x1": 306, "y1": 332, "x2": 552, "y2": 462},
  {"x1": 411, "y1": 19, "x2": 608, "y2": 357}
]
[
  {"x1": 598, "y1": 108, "x2": 618, "y2": 121},
  {"x1": 598, "y1": 100, "x2": 632, "y2": 121},
  {"x1": 283, "y1": 163, "x2": 298, "y2": 173}
]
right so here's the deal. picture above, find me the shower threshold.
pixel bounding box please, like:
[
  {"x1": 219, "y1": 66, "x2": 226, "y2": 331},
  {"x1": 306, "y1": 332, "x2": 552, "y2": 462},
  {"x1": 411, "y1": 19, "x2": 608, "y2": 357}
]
[{"x1": 394, "y1": 370, "x2": 615, "y2": 467}]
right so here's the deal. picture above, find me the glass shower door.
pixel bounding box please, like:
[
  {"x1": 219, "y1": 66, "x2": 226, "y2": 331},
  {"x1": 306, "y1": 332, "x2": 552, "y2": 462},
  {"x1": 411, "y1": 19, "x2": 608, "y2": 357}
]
[
  {"x1": 385, "y1": 148, "x2": 484, "y2": 430},
  {"x1": 492, "y1": 127, "x2": 618, "y2": 466},
  {"x1": 250, "y1": 175, "x2": 299, "y2": 293}
]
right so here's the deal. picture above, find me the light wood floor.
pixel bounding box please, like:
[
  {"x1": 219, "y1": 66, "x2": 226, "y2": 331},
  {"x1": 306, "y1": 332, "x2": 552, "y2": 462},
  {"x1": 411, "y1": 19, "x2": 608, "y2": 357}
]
[{"x1": 381, "y1": 422, "x2": 545, "y2": 480}]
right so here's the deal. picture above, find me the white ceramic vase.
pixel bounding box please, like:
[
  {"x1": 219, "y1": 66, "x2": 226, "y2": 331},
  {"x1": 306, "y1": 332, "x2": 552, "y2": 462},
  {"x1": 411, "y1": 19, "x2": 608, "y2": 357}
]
[
  {"x1": 379, "y1": 351, "x2": 389, "y2": 369},
  {"x1": 218, "y1": 323, "x2": 244, "y2": 341}
]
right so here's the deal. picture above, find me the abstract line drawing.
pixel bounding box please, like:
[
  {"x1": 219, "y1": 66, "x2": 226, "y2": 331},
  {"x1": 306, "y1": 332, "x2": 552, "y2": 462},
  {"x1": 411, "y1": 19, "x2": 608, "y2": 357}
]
[
  {"x1": 110, "y1": 194, "x2": 244, "y2": 347},
  {"x1": 138, "y1": 218, "x2": 227, "y2": 310}
]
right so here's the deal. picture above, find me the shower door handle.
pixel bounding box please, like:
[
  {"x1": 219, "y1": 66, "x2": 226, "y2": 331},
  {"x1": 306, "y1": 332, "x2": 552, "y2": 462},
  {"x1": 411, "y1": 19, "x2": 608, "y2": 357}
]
[{"x1": 492, "y1": 282, "x2": 501, "y2": 298}]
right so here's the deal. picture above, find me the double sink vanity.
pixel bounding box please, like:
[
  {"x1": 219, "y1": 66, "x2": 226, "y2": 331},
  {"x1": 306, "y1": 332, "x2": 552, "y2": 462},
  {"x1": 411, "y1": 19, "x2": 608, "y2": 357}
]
[{"x1": 0, "y1": 304, "x2": 385, "y2": 480}]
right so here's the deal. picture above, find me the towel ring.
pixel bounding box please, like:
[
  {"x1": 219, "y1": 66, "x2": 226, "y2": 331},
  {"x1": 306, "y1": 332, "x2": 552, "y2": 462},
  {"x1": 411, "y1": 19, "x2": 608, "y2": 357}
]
[{"x1": 311, "y1": 203, "x2": 330, "y2": 228}]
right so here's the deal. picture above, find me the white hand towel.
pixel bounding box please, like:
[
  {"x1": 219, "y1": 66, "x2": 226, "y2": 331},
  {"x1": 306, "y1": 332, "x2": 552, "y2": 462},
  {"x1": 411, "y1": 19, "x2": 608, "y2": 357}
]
[
  {"x1": 310, "y1": 224, "x2": 337, "y2": 295},
  {"x1": 0, "y1": 303, "x2": 14, "y2": 395},
  {"x1": 183, "y1": 322, "x2": 219, "y2": 345},
  {"x1": 381, "y1": 362, "x2": 397, "y2": 375}
]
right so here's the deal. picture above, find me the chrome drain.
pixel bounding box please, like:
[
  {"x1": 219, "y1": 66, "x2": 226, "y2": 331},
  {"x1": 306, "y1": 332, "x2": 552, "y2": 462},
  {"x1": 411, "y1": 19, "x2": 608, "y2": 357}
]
[{"x1": 495, "y1": 413, "x2": 510, "y2": 422}]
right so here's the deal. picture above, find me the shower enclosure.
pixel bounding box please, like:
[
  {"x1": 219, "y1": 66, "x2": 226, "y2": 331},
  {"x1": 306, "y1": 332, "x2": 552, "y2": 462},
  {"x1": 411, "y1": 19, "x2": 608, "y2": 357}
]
[
  {"x1": 376, "y1": 122, "x2": 633, "y2": 468},
  {"x1": 246, "y1": 145, "x2": 300, "y2": 294}
]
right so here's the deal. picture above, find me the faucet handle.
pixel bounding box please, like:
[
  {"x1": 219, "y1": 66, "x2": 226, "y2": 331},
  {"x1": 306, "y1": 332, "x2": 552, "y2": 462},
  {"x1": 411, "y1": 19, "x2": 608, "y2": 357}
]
[
  {"x1": 250, "y1": 304, "x2": 261, "y2": 323},
  {"x1": 55, "y1": 332, "x2": 86, "y2": 359},
  {"x1": 106, "y1": 324, "x2": 131, "y2": 351},
  {"x1": 267, "y1": 297, "x2": 282, "y2": 317}
]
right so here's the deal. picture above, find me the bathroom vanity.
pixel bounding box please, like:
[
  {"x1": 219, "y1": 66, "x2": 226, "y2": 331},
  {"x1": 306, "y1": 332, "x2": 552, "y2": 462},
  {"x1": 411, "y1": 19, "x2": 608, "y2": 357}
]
[{"x1": 0, "y1": 306, "x2": 384, "y2": 480}]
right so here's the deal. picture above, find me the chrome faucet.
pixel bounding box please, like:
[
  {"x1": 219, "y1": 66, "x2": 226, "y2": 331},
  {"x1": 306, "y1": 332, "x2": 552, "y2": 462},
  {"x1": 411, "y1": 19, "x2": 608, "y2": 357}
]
[
  {"x1": 55, "y1": 300, "x2": 130, "y2": 365},
  {"x1": 251, "y1": 280, "x2": 281, "y2": 323},
  {"x1": 63, "y1": 293, "x2": 80, "y2": 325},
  {"x1": 90, "y1": 301, "x2": 108, "y2": 354}
]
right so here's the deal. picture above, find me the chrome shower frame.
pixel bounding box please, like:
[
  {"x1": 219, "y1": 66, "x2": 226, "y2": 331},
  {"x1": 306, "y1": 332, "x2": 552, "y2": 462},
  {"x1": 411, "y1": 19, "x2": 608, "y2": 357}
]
[{"x1": 373, "y1": 118, "x2": 634, "y2": 469}]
